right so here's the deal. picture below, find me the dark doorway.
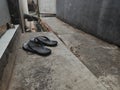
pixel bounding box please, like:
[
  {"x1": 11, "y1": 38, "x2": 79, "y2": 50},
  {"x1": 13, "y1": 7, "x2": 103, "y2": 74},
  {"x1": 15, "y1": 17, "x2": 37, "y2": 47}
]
[{"x1": 7, "y1": 0, "x2": 20, "y2": 24}]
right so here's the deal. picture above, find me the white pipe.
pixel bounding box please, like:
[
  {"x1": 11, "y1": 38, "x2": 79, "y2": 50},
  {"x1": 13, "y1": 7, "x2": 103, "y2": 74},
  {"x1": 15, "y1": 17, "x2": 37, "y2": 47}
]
[{"x1": 21, "y1": 0, "x2": 29, "y2": 14}]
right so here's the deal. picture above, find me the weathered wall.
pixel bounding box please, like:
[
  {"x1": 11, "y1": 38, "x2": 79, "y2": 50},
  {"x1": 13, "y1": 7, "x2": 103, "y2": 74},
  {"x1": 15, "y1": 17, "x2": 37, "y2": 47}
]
[
  {"x1": 56, "y1": 0, "x2": 120, "y2": 46},
  {"x1": 0, "y1": 0, "x2": 10, "y2": 26},
  {"x1": 39, "y1": 0, "x2": 56, "y2": 14}
]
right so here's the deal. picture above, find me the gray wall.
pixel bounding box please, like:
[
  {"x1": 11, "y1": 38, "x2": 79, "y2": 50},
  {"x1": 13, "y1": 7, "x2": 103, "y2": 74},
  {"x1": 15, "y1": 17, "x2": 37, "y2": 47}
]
[
  {"x1": 56, "y1": 0, "x2": 120, "y2": 46},
  {"x1": 0, "y1": 0, "x2": 10, "y2": 26},
  {"x1": 39, "y1": 0, "x2": 56, "y2": 14}
]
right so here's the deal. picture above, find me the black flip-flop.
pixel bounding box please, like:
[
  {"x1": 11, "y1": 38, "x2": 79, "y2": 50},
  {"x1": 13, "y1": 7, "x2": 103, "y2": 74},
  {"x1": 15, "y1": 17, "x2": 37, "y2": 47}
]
[
  {"x1": 22, "y1": 40, "x2": 51, "y2": 56},
  {"x1": 32, "y1": 36, "x2": 58, "y2": 47},
  {"x1": 22, "y1": 42, "x2": 34, "y2": 52}
]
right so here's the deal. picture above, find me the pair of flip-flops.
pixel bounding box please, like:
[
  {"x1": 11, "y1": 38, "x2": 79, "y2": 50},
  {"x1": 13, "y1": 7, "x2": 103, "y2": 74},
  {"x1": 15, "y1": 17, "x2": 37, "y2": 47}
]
[{"x1": 22, "y1": 36, "x2": 58, "y2": 56}]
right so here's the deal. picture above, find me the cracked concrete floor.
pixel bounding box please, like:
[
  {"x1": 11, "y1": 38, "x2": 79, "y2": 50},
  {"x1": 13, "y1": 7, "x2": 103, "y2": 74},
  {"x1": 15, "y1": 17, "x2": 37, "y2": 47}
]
[
  {"x1": 8, "y1": 32, "x2": 106, "y2": 90},
  {"x1": 42, "y1": 17, "x2": 120, "y2": 90}
]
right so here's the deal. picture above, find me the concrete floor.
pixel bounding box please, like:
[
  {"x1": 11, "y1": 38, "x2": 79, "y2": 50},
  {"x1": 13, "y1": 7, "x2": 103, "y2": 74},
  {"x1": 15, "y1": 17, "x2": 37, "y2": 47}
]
[
  {"x1": 8, "y1": 32, "x2": 106, "y2": 90},
  {"x1": 42, "y1": 17, "x2": 120, "y2": 90}
]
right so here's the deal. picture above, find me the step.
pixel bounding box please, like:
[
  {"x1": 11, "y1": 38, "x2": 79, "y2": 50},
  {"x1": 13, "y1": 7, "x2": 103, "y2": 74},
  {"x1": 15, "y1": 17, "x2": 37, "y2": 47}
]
[{"x1": 0, "y1": 25, "x2": 21, "y2": 90}]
